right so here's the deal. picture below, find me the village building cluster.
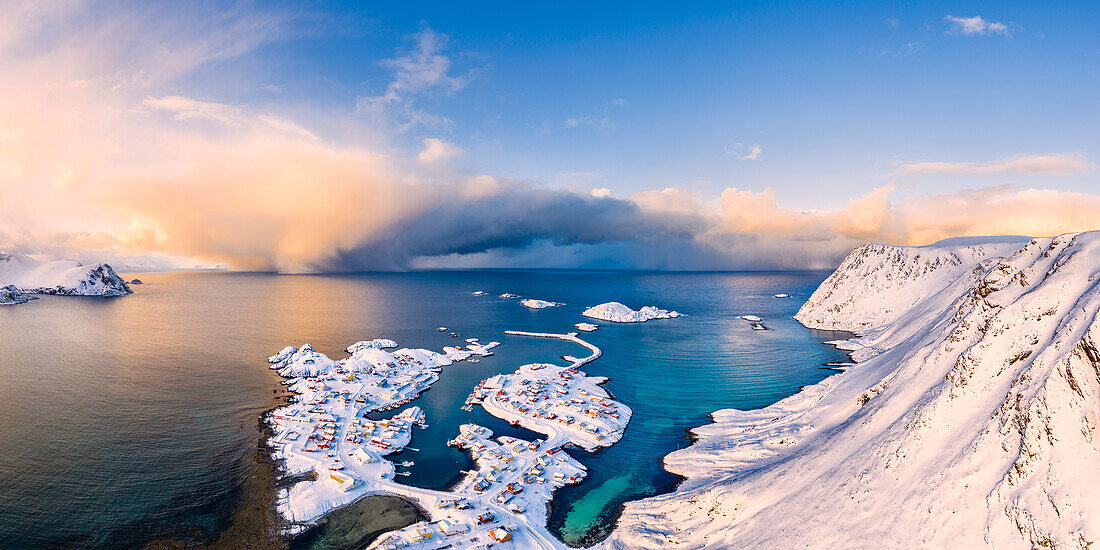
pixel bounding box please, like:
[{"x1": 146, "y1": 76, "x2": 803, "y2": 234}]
[
  {"x1": 469, "y1": 363, "x2": 631, "y2": 452},
  {"x1": 266, "y1": 330, "x2": 628, "y2": 549}
]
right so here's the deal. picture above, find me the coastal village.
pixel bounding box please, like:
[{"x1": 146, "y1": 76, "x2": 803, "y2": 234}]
[
  {"x1": 264, "y1": 302, "x2": 658, "y2": 549},
  {"x1": 466, "y1": 361, "x2": 631, "y2": 452},
  {"x1": 264, "y1": 325, "x2": 631, "y2": 549}
]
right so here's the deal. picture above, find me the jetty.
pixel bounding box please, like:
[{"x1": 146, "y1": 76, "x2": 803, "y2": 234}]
[{"x1": 503, "y1": 330, "x2": 602, "y2": 367}]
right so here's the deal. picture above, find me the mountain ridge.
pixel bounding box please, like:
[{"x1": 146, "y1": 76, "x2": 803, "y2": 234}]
[{"x1": 601, "y1": 232, "x2": 1100, "y2": 549}]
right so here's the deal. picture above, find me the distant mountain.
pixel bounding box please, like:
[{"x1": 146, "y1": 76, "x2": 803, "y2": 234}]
[
  {"x1": 604, "y1": 232, "x2": 1100, "y2": 548},
  {"x1": 0, "y1": 252, "x2": 132, "y2": 298}
]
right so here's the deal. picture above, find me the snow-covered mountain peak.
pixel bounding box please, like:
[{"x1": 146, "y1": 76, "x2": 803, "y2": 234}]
[{"x1": 0, "y1": 252, "x2": 132, "y2": 297}]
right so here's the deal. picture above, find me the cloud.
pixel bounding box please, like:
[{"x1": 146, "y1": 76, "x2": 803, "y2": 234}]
[
  {"x1": 356, "y1": 24, "x2": 468, "y2": 130},
  {"x1": 317, "y1": 183, "x2": 712, "y2": 271},
  {"x1": 894, "y1": 153, "x2": 1093, "y2": 176},
  {"x1": 565, "y1": 99, "x2": 626, "y2": 131},
  {"x1": 945, "y1": 15, "x2": 1010, "y2": 36},
  {"x1": 726, "y1": 143, "x2": 762, "y2": 161},
  {"x1": 712, "y1": 185, "x2": 1100, "y2": 251},
  {"x1": 565, "y1": 116, "x2": 610, "y2": 130},
  {"x1": 417, "y1": 137, "x2": 462, "y2": 163},
  {"x1": 145, "y1": 96, "x2": 240, "y2": 124},
  {"x1": 590, "y1": 188, "x2": 612, "y2": 198}
]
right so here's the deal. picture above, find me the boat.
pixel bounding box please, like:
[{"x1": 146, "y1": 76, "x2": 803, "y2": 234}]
[
  {"x1": 466, "y1": 358, "x2": 480, "y2": 363},
  {"x1": 773, "y1": 293, "x2": 790, "y2": 298},
  {"x1": 750, "y1": 323, "x2": 768, "y2": 330},
  {"x1": 437, "y1": 327, "x2": 447, "y2": 332},
  {"x1": 449, "y1": 332, "x2": 459, "y2": 338}
]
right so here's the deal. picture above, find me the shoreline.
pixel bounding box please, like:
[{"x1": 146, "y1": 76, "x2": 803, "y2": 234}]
[{"x1": 551, "y1": 328, "x2": 861, "y2": 548}]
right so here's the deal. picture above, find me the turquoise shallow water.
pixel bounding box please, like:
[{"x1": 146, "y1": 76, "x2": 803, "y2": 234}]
[{"x1": 0, "y1": 270, "x2": 847, "y2": 548}]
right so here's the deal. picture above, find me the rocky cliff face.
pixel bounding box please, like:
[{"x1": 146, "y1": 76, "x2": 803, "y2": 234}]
[{"x1": 602, "y1": 232, "x2": 1100, "y2": 549}]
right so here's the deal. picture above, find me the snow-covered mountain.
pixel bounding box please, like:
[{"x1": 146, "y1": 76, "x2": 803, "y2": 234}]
[
  {"x1": 0, "y1": 252, "x2": 132, "y2": 297},
  {"x1": 603, "y1": 232, "x2": 1100, "y2": 549}
]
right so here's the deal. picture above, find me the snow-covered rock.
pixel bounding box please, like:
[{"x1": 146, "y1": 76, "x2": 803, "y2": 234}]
[
  {"x1": 604, "y1": 233, "x2": 1100, "y2": 549},
  {"x1": 574, "y1": 323, "x2": 599, "y2": 332},
  {"x1": 519, "y1": 299, "x2": 561, "y2": 309},
  {"x1": 267, "y1": 346, "x2": 298, "y2": 366},
  {"x1": 0, "y1": 284, "x2": 34, "y2": 305},
  {"x1": 0, "y1": 252, "x2": 132, "y2": 297},
  {"x1": 582, "y1": 302, "x2": 681, "y2": 323},
  {"x1": 345, "y1": 339, "x2": 399, "y2": 354}
]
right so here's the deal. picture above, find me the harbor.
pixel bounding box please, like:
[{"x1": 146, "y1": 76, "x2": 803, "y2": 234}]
[{"x1": 266, "y1": 327, "x2": 628, "y2": 549}]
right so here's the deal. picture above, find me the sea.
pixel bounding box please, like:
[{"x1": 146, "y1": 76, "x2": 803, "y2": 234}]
[{"x1": 0, "y1": 270, "x2": 851, "y2": 549}]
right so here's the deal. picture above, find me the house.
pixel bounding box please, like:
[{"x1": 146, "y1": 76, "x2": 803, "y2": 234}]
[
  {"x1": 488, "y1": 528, "x2": 512, "y2": 542},
  {"x1": 351, "y1": 448, "x2": 376, "y2": 464},
  {"x1": 328, "y1": 471, "x2": 361, "y2": 492},
  {"x1": 404, "y1": 525, "x2": 433, "y2": 543},
  {"x1": 436, "y1": 519, "x2": 468, "y2": 536}
]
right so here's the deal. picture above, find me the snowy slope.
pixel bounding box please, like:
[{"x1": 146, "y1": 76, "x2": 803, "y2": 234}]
[
  {"x1": 0, "y1": 252, "x2": 131, "y2": 296},
  {"x1": 603, "y1": 232, "x2": 1100, "y2": 549}
]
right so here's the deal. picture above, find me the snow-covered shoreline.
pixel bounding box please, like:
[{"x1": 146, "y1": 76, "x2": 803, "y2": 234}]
[{"x1": 602, "y1": 232, "x2": 1100, "y2": 549}]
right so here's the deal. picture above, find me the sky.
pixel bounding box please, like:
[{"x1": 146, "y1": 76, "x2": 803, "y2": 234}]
[{"x1": 1, "y1": 1, "x2": 1098, "y2": 272}]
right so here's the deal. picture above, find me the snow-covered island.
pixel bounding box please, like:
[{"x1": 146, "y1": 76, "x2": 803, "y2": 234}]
[
  {"x1": 582, "y1": 301, "x2": 681, "y2": 323},
  {"x1": 0, "y1": 252, "x2": 131, "y2": 301},
  {"x1": 370, "y1": 330, "x2": 621, "y2": 549},
  {"x1": 267, "y1": 330, "x2": 631, "y2": 550},
  {"x1": 0, "y1": 284, "x2": 34, "y2": 305},
  {"x1": 603, "y1": 232, "x2": 1100, "y2": 549},
  {"x1": 267, "y1": 337, "x2": 500, "y2": 527},
  {"x1": 468, "y1": 361, "x2": 631, "y2": 453},
  {"x1": 519, "y1": 299, "x2": 561, "y2": 309},
  {"x1": 573, "y1": 323, "x2": 598, "y2": 332}
]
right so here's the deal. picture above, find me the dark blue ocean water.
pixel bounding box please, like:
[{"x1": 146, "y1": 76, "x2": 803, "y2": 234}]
[{"x1": 0, "y1": 270, "x2": 848, "y2": 548}]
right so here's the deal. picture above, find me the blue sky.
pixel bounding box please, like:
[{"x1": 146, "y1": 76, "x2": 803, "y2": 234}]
[
  {"x1": 1, "y1": 1, "x2": 1097, "y2": 271},
  {"x1": 188, "y1": 1, "x2": 1100, "y2": 207}
]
